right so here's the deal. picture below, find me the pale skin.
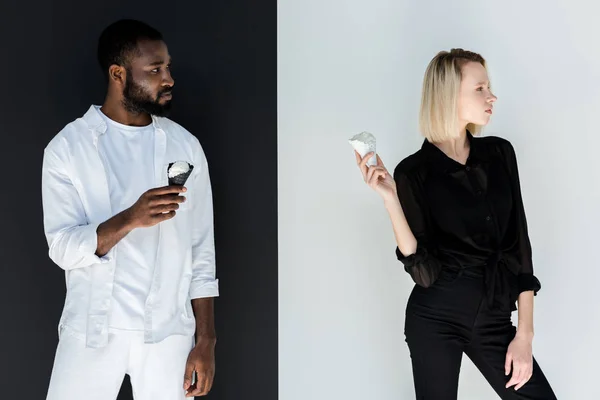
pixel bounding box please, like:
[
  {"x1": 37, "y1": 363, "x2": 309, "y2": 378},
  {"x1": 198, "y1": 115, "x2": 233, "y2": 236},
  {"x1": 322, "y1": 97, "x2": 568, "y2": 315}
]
[
  {"x1": 355, "y1": 61, "x2": 535, "y2": 391},
  {"x1": 94, "y1": 38, "x2": 216, "y2": 397}
]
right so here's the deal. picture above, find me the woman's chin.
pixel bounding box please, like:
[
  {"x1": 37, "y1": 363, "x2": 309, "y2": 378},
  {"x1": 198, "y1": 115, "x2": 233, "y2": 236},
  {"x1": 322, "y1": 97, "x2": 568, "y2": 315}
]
[{"x1": 479, "y1": 117, "x2": 491, "y2": 126}]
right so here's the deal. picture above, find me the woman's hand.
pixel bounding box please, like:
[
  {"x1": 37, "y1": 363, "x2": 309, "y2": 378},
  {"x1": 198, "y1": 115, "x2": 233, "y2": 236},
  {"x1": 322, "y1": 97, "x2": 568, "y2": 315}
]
[
  {"x1": 504, "y1": 334, "x2": 534, "y2": 391},
  {"x1": 355, "y1": 151, "x2": 397, "y2": 202}
]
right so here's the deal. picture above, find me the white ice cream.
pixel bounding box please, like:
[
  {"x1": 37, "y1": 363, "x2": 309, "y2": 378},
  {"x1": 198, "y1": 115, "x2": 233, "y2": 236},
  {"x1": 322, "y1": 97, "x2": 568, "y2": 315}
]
[
  {"x1": 168, "y1": 161, "x2": 190, "y2": 178},
  {"x1": 349, "y1": 131, "x2": 377, "y2": 166}
]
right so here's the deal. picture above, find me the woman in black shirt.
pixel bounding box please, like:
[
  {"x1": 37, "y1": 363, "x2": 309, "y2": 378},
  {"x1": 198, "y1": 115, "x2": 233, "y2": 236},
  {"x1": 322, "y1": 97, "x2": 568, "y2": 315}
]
[{"x1": 355, "y1": 49, "x2": 556, "y2": 399}]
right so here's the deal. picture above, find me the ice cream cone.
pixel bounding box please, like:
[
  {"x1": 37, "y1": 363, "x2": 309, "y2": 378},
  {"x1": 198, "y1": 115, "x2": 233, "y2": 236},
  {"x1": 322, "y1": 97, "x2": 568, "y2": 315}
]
[
  {"x1": 349, "y1": 131, "x2": 377, "y2": 167},
  {"x1": 167, "y1": 161, "x2": 194, "y2": 186}
]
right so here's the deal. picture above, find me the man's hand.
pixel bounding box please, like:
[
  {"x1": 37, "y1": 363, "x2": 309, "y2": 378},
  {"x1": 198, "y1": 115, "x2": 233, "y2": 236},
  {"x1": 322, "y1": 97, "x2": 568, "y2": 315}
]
[
  {"x1": 95, "y1": 185, "x2": 186, "y2": 257},
  {"x1": 126, "y1": 185, "x2": 187, "y2": 229},
  {"x1": 183, "y1": 338, "x2": 216, "y2": 397}
]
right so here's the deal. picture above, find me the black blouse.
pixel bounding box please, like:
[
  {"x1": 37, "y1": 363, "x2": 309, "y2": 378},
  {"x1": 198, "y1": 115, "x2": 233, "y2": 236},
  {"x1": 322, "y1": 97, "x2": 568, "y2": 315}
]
[{"x1": 393, "y1": 132, "x2": 541, "y2": 312}]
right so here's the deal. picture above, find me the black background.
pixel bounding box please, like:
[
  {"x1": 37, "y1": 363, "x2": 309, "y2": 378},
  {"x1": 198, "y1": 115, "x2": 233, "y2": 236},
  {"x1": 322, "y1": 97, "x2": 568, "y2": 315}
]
[{"x1": 0, "y1": 1, "x2": 277, "y2": 399}]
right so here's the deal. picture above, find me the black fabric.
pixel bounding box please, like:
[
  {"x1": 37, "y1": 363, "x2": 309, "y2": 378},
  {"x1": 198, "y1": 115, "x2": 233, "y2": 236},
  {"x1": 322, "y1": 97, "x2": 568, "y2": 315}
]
[
  {"x1": 394, "y1": 132, "x2": 540, "y2": 312},
  {"x1": 405, "y1": 269, "x2": 556, "y2": 399}
]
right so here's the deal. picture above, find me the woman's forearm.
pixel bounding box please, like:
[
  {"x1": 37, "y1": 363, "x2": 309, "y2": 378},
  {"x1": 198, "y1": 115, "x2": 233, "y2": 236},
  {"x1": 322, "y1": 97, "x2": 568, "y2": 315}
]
[
  {"x1": 384, "y1": 196, "x2": 418, "y2": 257},
  {"x1": 516, "y1": 290, "x2": 535, "y2": 339}
]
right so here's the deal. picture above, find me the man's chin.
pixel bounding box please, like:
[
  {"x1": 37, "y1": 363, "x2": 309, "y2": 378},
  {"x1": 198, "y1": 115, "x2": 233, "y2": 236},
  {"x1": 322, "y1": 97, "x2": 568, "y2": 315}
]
[
  {"x1": 153, "y1": 105, "x2": 172, "y2": 117},
  {"x1": 143, "y1": 101, "x2": 172, "y2": 117}
]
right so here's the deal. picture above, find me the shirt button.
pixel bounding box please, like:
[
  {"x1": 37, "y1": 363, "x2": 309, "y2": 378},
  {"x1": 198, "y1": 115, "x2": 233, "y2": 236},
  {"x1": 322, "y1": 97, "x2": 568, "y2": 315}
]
[
  {"x1": 486, "y1": 215, "x2": 491, "y2": 221},
  {"x1": 465, "y1": 166, "x2": 471, "y2": 171}
]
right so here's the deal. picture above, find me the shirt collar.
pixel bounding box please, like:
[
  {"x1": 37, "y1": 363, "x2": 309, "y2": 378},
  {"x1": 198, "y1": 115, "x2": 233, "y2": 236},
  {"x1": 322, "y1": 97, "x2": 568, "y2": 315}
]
[
  {"x1": 421, "y1": 130, "x2": 487, "y2": 172},
  {"x1": 82, "y1": 105, "x2": 165, "y2": 139}
]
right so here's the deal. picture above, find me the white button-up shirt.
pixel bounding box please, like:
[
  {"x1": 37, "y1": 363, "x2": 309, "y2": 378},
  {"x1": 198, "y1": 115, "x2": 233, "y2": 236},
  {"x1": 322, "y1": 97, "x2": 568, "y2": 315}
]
[{"x1": 41, "y1": 105, "x2": 219, "y2": 348}]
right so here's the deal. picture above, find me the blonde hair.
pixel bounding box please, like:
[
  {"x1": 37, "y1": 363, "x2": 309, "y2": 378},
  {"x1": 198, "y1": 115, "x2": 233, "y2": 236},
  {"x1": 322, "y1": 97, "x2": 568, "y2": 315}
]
[{"x1": 419, "y1": 48, "x2": 488, "y2": 143}]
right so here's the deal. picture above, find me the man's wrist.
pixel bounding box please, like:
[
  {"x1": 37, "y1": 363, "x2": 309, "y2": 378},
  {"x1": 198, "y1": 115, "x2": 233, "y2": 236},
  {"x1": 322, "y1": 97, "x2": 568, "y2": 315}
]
[
  {"x1": 121, "y1": 208, "x2": 138, "y2": 230},
  {"x1": 195, "y1": 335, "x2": 217, "y2": 347}
]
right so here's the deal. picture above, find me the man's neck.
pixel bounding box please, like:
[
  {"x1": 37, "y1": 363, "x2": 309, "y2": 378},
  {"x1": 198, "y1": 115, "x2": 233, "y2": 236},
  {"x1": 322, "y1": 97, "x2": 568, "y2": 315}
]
[{"x1": 100, "y1": 100, "x2": 152, "y2": 127}]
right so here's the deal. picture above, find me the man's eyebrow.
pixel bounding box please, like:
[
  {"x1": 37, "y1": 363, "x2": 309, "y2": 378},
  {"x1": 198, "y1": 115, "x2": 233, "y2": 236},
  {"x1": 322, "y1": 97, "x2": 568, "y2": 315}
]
[{"x1": 147, "y1": 58, "x2": 172, "y2": 67}]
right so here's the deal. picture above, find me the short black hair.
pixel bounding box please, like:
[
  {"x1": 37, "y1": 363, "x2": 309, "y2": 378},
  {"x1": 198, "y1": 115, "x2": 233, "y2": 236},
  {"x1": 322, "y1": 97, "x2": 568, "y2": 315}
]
[{"x1": 97, "y1": 19, "x2": 163, "y2": 79}]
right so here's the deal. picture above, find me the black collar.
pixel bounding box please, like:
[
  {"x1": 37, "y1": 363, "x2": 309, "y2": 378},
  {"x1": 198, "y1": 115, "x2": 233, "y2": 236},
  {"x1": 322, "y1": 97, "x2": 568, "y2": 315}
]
[{"x1": 421, "y1": 130, "x2": 488, "y2": 172}]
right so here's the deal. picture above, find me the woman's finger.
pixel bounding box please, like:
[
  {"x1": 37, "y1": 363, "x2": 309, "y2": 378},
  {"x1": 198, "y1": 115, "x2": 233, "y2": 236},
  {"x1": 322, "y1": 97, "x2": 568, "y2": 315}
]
[
  {"x1": 366, "y1": 165, "x2": 377, "y2": 182},
  {"x1": 514, "y1": 371, "x2": 532, "y2": 391},
  {"x1": 508, "y1": 363, "x2": 525, "y2": 389},
  {"x1": 360, "y1": 152, "x2": 374, "y2": 169},
  {"x1": 354, "y1": 150, "x2": 362, "y2": 165},
  {"x1": 368, "y1": 169, "x2": 386, "y2": 187},
  {"x1": 366, "y1": 165, "x2": 385, "y2": 183},
  {"x1": 505, "y1": 365, "x2": 521, "y2": 388},
  {"x1": 504, "y1": 352, "x2": 513, "y2": 376},
  {"x1": 355, "y1": 151, "x2": 369, "y2": 180},
  {"x1": 512, "y1": 366, "x2": 526, "y2": 390}
]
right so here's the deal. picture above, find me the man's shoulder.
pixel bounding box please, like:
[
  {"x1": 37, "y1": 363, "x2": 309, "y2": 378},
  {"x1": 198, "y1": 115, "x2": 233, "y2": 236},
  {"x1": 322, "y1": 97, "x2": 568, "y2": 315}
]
[
  {"x1": 156, "y1": 117, "x2": 205, "y2": 155},
  {"x1": 45, "y1": 117, "x2": 90, "y2": 154},
  {"x1": 156, "y1": 117, "x2": 196, "y2": 141}
]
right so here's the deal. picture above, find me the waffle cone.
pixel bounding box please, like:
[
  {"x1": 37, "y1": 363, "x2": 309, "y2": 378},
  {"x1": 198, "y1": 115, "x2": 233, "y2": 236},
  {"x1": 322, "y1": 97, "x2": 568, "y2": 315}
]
[{"x1": 167, "y1": 163, "x2": 194, "y2": 186}]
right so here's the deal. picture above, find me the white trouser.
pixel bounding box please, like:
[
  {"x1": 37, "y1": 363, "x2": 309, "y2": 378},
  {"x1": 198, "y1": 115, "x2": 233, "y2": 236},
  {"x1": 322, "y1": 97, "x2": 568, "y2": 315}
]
[{"x1": 46, "y1": 327, "x2": 194, "y2": 400}]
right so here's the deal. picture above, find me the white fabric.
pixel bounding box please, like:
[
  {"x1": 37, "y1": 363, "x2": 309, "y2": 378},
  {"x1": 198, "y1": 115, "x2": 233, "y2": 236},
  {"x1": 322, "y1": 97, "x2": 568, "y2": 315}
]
[
  {"x1": 41, "y1": 105, "x2": 219, "y2": 348},
  {"x1": 96, "y1": 113, "x2": 158, "y2": 331},
  {"x1": 46, "y1": 326, "x2": 194, "y2": 400}
]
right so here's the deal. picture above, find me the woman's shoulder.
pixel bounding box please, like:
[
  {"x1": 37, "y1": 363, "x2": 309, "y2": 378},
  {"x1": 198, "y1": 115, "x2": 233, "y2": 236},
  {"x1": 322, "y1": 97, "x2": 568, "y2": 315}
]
[
  {"x1": 393, "y1": 148, "x2": 428, "y2": 179},
  {"x1": 474, "y1": 134, "x2": 517, "y2": 159},
  {"x1": 475, "y1": 134, "x2": 514, "y2": 149}
]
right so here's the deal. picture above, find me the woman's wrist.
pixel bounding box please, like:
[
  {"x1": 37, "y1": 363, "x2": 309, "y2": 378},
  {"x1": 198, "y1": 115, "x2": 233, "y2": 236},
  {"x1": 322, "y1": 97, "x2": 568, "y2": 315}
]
[
  {"x1": 515, "y1": 329, "x2": 534, "y2": 342},
  {"x1": 383, "y1": 193, "x2": 400, "y2": 209}
]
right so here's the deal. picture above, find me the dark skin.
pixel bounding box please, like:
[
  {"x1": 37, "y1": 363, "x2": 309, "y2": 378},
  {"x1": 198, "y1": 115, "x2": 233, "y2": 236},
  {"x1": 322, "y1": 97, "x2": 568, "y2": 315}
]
[{"x1": 94, "y1": 38, "x2": 216, "y2": 397}]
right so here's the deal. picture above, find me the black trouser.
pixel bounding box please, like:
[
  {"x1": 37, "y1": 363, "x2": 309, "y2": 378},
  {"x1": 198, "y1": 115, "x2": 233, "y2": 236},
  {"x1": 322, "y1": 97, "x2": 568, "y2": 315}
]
[{"x1": 404, "y1": 268, "x2": 557, "y2": 400}]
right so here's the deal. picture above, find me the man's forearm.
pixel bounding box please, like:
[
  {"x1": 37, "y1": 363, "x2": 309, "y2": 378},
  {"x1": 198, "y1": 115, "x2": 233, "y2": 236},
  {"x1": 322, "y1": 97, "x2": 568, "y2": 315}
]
[
  {"x1": 191, "y1": 297, "x2": 216, "y2": 344},
  {"x1": 516, "y1": 290, "x2": 535, "y2": 339},
  {"x1": 95, "y1": 209, "x2": 136, "y2": 257}
]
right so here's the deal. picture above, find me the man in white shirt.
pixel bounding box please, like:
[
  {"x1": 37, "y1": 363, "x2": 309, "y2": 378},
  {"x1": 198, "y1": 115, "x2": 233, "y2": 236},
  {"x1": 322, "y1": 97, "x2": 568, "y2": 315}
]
[{"x1": 42, "y1": 19, "x2": 219, "y2": 399}]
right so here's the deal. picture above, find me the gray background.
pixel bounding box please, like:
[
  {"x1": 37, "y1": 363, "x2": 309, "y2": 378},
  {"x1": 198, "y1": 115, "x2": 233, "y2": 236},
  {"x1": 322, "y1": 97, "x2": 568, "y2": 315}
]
[{"x1": 278, "y1": 0, "x2": 599, "y2": 398}]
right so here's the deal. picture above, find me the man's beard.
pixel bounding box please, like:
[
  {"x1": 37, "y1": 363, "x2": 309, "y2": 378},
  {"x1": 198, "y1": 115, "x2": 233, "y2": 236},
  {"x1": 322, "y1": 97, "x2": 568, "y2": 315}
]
[{"x1": 122, "y1": 69, "x2": 172, "y2": 117}]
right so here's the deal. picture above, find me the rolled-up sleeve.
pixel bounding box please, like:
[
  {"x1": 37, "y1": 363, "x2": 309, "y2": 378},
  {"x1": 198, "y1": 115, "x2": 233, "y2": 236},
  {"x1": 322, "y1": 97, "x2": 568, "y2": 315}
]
[
  {"x1": 393, "y1": 166, "x2": 443, "y2": 288},
  {"x1": 503, "y1": 141, "x2": 541, "y2": 295},
  {"x1": 189, "y1": 138, "x2": 219, "y2": 299},
  {"x1": 42, "y1": 146, "x2": 112, "y2": 270}
]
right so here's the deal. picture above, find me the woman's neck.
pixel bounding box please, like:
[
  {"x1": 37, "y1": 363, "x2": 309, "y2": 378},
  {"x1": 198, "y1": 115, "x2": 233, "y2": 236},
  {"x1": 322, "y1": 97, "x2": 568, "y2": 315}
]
[{"x1": 435, "y1": 129, "x2": 470, "y2": 164}]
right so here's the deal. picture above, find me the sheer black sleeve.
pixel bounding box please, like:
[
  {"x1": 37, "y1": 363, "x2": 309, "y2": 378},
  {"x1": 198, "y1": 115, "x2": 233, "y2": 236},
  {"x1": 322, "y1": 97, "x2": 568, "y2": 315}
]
[
  {"x1": 503, "y1": 141, "x2": 541, "y2": 295},
  {"x1": 393, "y1": 165, "x2": 443, "y2": 288}
]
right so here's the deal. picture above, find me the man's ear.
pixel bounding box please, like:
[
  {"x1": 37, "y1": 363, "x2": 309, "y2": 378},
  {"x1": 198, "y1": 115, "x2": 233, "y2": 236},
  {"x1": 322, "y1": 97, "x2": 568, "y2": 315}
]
[{"x1": 108, "y1": 64, "x2": 126, "y2": 86}]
